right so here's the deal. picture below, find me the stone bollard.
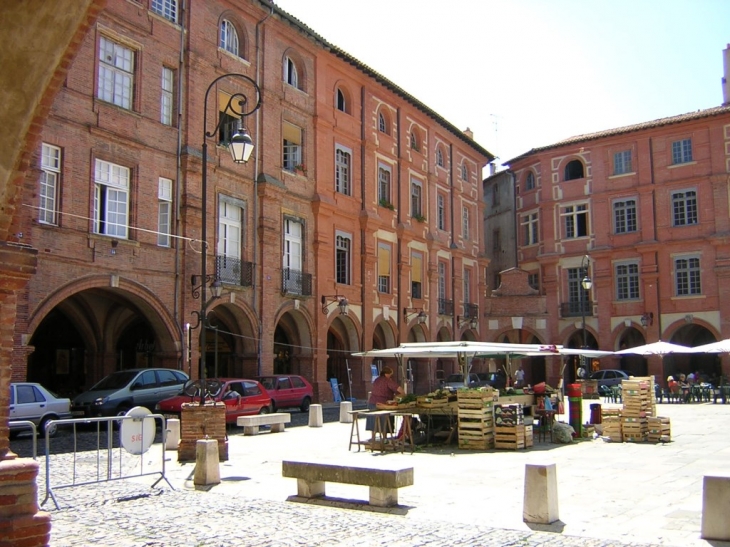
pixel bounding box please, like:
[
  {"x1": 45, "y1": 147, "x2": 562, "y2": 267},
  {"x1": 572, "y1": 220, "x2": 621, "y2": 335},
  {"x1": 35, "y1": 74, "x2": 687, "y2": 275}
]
[
  {"x1": 523, "y1": 463, "x2": 559, "y2": 524},
  {"x1": 193, "y1": 438, "x2": 220, "y2": 487},
  {"x1": 339, "y1": 401, "x2": 353, "y2": 423},
  {"x1": 701, "y1": 474, "x2": 730, "y2": 539},
  {"x1": 165, "y1": 418, "x2": 180, "y2": 450},
  {"x1": 308, "y1": 404, "x2": 323, "y2": 427}
]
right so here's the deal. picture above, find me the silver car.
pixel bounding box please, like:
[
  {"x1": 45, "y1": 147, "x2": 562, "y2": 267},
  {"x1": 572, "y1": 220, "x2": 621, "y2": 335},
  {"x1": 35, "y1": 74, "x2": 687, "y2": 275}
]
[
  {"x1": 72, "y1": 368, "x2": 189, "y2": 417},
  {"x1": 9, "y1": 382, "x2": 72, "y2": 437}
]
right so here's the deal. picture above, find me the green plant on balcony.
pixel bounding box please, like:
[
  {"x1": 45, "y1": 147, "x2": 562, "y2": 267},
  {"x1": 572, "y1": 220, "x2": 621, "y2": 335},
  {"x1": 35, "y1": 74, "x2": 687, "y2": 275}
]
[
  {"x1": 294, "y1": 163, "x2": 307, "y2": 175},
  {"x1": 413, "y1": 213, "x2": 427, "y2": 223},
  {"x1": 379, "y1": 198, "x2": 395, "y2": 210}
]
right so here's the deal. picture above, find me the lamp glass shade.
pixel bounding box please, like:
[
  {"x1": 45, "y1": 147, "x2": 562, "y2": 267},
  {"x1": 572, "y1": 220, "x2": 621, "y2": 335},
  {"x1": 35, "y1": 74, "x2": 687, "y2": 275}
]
[
  {"x1": 581, "y1": 276, "x2": 592, "y2": 290},
  {"x1": 338, "y1": 298, "x2": 349, "y2": 315},
  {"x1": 210, "y1": 279, "x2": 223, "y2": 298},
  {"x1": 229, "y1": 126, "x2": 254, "y2": 164},
  {"x1": 417, "y1": 311, "x2": 427, "y2": 324}
]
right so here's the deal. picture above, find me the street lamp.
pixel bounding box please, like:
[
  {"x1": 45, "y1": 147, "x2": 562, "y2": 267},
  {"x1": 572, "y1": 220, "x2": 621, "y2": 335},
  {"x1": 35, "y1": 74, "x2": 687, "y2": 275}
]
[
  {"x1": 580, "y1": 254, "x2": 593, "y2": 374},
  {"x1": 191, "y1": 73, "x2": 261, "y2": 391}
]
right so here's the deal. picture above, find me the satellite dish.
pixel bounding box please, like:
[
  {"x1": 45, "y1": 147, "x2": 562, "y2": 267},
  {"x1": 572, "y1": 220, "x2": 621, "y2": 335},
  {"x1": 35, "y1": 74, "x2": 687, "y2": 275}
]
[{"x1": 119, "y1": 406, "x2": 155, "y2": 455}]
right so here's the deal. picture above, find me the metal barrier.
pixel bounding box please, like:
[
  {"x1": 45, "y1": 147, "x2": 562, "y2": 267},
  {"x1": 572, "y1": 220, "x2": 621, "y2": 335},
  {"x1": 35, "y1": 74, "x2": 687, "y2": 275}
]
[
  {"x1": 41, "y1": 413, "x2": 173, "y2": 510},
  {"x1": 9, "y1": 420, "x2": 38, "y2": 459}
]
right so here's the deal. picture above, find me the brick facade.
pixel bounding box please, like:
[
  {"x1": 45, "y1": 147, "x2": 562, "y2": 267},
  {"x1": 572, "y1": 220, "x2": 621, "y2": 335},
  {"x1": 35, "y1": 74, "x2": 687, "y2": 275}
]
[
  {"x1": 10, "y1": 0, "x2": 492, "y2": 407},
  {"x1": 506, "y1": 105, "x2": 730, "y2": 386}
]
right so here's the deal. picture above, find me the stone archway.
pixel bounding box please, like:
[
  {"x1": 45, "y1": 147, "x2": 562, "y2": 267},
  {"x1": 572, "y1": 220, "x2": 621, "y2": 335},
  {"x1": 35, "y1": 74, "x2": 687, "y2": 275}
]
[
  {"x1": 25, "y1": 285, "x2": 180, "y2": 394},
  {"x1": 617, "y1": 327, "x2": 648, "y2": 376}
]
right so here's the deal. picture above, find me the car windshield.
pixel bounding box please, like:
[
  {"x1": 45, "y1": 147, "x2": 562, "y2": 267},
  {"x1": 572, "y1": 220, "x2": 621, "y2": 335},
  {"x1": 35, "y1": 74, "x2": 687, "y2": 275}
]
[
  {"x1": 90, "y1": 371, "x2": 138, "y2": 390},
  {"x1": 445, "y1": 374, "x2": 464, "y2": 383}
]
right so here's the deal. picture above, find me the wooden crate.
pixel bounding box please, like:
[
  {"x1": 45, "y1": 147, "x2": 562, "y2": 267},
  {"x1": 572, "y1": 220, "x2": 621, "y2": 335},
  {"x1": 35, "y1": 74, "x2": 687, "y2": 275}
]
[
  {"x1": 495, "y1": 440, "x2": 525, "y2": 450},
  {"x1": 417, "y1": 397, "x2": 450, "y2": 408}
]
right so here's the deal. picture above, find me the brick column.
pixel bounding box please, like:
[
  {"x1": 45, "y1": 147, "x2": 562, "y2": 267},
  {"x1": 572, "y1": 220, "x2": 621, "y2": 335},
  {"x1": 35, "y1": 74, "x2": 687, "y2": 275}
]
[{"x1": 178, "y1": 403, "x2": 228, "y2": 462}]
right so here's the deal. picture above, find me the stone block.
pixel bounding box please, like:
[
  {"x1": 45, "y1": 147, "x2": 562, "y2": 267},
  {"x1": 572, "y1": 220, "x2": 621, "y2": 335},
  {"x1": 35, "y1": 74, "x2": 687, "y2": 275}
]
[{"x1": 523, "y1": 463, "x2": 559, "y2": 524}]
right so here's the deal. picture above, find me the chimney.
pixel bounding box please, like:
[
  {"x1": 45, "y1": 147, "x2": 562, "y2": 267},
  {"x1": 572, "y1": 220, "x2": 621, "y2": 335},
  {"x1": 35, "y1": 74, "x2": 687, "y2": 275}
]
[
  {"x1": 490, "y1": 163, "x2": 496, "y2": 176},
  {"x1": 463, "y1": 127, "x2": 474, "y2": 139},
  {"x1": 724, "y1": 44, "x2": 730, "y2": 105}
]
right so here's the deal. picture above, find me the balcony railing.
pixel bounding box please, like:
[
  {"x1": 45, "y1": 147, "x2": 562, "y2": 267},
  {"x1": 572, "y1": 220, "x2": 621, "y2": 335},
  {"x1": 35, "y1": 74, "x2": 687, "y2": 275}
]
[
  {"x1": 560, "y1": 300, "x2": 593, "y2": 318},
  {"x1": 282, "y1": 268, "x2": 312, "y2": 296},
  {"x1": 215, "y1": 255, "x2": 253, "y2": 287},
  {"x1": 463, "y1": 303, "x2": 479, "y2": 319},
  {"x1": 438, "y1": 298, "x2": 453, "y2": 316}
]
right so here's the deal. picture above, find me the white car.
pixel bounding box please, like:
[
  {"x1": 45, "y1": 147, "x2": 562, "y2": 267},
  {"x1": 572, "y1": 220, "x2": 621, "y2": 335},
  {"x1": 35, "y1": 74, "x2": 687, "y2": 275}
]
[{"x1": 9, "y1": 382, "x2": 72, "y2": 437}]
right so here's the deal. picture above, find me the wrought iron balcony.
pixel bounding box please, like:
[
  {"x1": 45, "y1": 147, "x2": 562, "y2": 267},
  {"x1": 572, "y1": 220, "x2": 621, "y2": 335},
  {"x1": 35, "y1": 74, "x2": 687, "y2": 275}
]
[
  {"x1": 463, "y1": 303, "x2": 479, "y2": 319},
  {"x1": 282, "y1": 268, "x2": 312, "y2": 296},
  {"x1": 215, "y1": 255, "x2": 253, "y2": 286},
  {"x1": 437, "y1": 298, "x2": 453, "y2": 316},
  {"x1": 560, "y1": 300, "x2": 593, "y2": 318}
]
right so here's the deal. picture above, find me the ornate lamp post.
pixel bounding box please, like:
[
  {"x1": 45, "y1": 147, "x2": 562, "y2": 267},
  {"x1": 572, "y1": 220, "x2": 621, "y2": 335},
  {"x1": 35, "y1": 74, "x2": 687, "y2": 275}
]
[
  {"x1": 190, "y1": 73, "x2": 261, "y2": 392},
  {"x1": 580, "y1": 254, "x2": 593, "y2": 374}
]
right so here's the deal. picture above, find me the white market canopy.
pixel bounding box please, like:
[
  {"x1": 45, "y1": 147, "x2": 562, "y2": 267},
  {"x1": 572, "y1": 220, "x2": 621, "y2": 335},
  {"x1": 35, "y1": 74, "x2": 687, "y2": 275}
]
[{"x1": 352, "y1": 341, "x2": 613, "y2": 391}]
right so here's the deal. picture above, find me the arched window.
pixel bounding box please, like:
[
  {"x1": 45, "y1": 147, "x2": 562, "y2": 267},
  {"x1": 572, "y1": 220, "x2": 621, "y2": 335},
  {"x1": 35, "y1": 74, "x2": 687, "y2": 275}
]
[
  {"x1": 336, "y1": 88, "x2": 346, "y2": 112},
  {"x1": 378, "y1": 111, "x2": 388, "y2": 134},
  {"x1": 436, "y1": 147, "x2": 444, "y2": 167},
  {"x1": 410, "y1": 131, "x2": 419, "y2": 151},
  {"x1": 284, "y1": 56, "x2": 299, "y2": 89},
  {"x1": 461, "y1": 163, "x2": 468, "y2": 181},
  {"x1": 564, "y1": 160, "x2": 584, "y2": 181},
  {"x1": 220, "y1": 20, "x2": 239, "y2": 56},
  {"x1": 526, "y1": 171, "x2": 535, "y2": 190}
]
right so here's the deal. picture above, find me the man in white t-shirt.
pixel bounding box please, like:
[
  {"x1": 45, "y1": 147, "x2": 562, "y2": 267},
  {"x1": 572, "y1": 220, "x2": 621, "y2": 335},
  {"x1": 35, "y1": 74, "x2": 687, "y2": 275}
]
[{"x1": 514, "y1": 367, "x2": 525, "y2": 388}]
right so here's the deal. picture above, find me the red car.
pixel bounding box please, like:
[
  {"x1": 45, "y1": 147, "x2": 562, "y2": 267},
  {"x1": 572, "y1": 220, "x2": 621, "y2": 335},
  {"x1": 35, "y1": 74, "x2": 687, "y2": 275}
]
[
  {"x1": 156, "y1": 378, "x2": 271, "y2": 424},
  {"x1": 255, "y1": 375, "x2": 313, "y2": 412}
]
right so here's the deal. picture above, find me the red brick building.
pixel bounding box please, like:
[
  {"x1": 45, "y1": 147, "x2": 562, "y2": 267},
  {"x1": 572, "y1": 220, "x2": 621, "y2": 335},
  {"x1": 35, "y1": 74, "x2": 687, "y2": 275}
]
[
  {"x1": 11, "y1": 0, "x2": 493, "y2": 403},
  {"x1": 504, "y1": 105, "x2": 730, "y2": 386}
]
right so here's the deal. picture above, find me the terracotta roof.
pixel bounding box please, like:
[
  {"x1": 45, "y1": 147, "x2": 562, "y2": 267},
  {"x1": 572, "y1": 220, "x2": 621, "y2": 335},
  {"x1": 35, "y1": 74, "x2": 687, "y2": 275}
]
[
  {"x1": 504, "y1": 104, "x2": 730, "y2": 166},
  {"x1": 260, "y1": 1, "x2": 494, "y2": 161}
]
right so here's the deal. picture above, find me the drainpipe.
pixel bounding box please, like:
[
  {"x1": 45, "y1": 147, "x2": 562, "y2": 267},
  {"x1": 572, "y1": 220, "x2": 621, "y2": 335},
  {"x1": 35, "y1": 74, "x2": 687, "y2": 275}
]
[
  {"x1": 254, "y1": 4, "x2": 273, "y2": 375},
  {"x1": 173, "y1": 0, "x2": 188, "y2": 367}
]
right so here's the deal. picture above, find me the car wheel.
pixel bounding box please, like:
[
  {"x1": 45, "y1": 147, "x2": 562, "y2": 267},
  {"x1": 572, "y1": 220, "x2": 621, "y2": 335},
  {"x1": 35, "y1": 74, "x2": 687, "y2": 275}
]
[
  {"x1": 40, "y1": 417, "x2": 59, "y2": 438},
  {"x1": 258, "y1": 406, "x2": 270, "y2": 415},
  {"x1": 114, "y1": 406, "x2": 132, "y2": 428},
  {"x1": 300, "y1": 396, "x2": 311, "y2": 413}
]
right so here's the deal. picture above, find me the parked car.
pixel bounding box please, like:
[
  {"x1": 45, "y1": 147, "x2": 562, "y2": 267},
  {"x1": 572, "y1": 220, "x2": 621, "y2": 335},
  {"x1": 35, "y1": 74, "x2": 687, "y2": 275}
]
[
  {"x1": 72, "y1": 368, "x2": 189, "y2": 417},
  {"x1": 589, "y1": 369, "x2": 630, "y2": 389},
  {"x1": 477, "y1": 372, "x2": 507, "y2": 390},
  {"x1": 255, "y1": 375, "x2": 313, "y2": 412},
  {"x1": 9, "y1": 382, "x2": 72, "y2": 437},
  {"x1": 156, "y1": 378, "x2": 271, "y2": 424},
  {"x1": 440, "y1": 373, "x2": 484, "y2": 391}
]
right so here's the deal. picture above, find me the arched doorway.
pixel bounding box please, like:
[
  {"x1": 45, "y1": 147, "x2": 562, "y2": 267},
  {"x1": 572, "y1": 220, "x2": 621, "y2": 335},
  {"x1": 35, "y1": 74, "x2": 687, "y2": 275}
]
[
  {"x1": 565, "y1": 329, "x2": 598, "y2": 384},
  {"x1": 617, "y1": 328, "x2": 647, "y2": 376},
  {"x1": 669, "y1": 324, "x2": 720, "y2": 382},
  {"x1": 324, "y1": 315, "x2": 359, "y2": 400},
  {"x1": 27, "y1": 285, "x2": 178, "y2": 397}
]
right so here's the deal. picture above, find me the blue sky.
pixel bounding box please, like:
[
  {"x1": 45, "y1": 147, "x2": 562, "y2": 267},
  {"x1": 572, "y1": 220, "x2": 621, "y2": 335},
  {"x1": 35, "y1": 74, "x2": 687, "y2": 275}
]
[{"x1": 274, "y1": 0, "x2": 729, "y2": 169}]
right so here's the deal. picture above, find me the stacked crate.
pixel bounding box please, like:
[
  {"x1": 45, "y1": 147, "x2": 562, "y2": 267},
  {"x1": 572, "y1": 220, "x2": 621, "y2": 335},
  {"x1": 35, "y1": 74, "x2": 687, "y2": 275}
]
[
  {"x1": 456, "y1": 388, "x2": 495, "y2": 450},
  {"x1": 647, "y1": 416, "x2": 671, "y2": 443},
  {"x1": 494, "y1": 404, "x2": 525, "y2": 450},
  {"x1": 601, "y1": 407, "x2": 622, "y2": 442},
  {"x1": 524, "y1": 424, "x2": 534, "y2": 447},
  {"x1": 621, "y1": 377, "x2": 653, "y2": 442}
]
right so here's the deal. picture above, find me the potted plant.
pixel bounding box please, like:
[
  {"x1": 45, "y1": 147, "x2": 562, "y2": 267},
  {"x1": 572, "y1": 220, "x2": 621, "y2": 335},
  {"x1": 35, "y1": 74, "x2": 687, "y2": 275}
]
[
  {"x1": 413, "y1": 214, "x2": 427, "y2": 223},
  {"x1": 294, "y1": 163, "x2": 307, "y2": 175},
  {"x1": 379, "y1": 198, "x2": 395, "y2": 210}
]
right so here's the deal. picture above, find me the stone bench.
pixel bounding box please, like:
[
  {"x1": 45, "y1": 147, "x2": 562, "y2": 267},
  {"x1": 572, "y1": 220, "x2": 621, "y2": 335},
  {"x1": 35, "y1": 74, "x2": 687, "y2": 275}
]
[
  {"x1": 282, "y1": 460, "x2": 413, "y2": 507},
  {"x1": 237, "y1": 413, "x2": 290, "y2": 435}
]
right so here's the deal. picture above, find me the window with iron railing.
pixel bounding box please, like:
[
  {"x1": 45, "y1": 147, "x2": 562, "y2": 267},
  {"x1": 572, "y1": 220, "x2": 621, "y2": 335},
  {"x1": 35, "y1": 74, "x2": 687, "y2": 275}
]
[
  {"x1": 281, "y1": 268, "x2": 312, "y2": 296},
  {"x1": 216, "y1": 255, "x2": 253, "y2": 286},
  {"x1": 438, "y1": 298, "x2": 453, "y2": 316}
]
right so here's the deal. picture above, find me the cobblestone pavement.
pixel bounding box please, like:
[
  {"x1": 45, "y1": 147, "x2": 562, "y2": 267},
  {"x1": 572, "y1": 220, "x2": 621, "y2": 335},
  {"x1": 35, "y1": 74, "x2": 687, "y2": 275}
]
[{"x1": 11, "y1": 400, "x2": 730, "y2": 547}]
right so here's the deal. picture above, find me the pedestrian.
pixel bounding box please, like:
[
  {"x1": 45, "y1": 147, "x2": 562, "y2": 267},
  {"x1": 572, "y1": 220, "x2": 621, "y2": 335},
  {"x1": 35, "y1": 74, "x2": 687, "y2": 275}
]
[
  {"x1": 514, "y1": 366, "x2": 525, "y2": 388},
  {"x1": 366, "y1": 366, "x2": 403, "y2": 430}
]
